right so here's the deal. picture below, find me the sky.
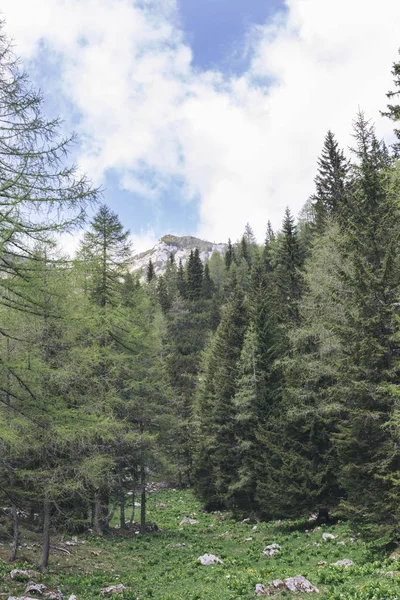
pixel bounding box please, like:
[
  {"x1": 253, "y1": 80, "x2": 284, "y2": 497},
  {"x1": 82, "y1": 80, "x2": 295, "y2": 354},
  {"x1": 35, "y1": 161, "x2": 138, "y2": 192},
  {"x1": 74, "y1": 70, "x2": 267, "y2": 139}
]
[{"x1": 1, "y1": 0, "x2": 400, "y2": 253}]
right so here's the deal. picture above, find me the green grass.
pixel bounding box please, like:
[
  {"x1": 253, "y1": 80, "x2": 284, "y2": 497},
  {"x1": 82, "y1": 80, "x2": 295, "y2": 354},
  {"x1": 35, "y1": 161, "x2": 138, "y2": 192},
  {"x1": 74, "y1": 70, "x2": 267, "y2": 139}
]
[{"x1": 1, "y1": 490, "x2": 400, "y2": 599}]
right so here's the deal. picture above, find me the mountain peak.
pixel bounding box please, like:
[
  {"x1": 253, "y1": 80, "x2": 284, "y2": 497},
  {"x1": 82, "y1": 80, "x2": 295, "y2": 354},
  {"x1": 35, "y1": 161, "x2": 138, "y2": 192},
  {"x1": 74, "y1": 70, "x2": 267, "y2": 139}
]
[{"x1": 132, "y1": 234, "x2": 226, "y2": 277}]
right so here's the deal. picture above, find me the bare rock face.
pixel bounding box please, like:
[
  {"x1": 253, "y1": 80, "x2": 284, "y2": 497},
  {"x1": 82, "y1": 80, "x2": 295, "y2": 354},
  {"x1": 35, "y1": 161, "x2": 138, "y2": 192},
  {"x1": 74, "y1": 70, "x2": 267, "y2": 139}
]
[
  {"x1": 198, "y1": 553, "x2": 223, "y2": 565},
  {"x1": 132, "y1": 235, "x2": 226, "y2": 279}
]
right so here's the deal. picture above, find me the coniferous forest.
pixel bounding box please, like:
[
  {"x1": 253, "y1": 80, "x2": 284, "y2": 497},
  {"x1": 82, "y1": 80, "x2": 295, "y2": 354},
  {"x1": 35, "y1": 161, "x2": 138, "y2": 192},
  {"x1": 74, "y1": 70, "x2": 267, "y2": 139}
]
[{"x1": 2, "y1": 21, "x2": 400, "y2": 583}]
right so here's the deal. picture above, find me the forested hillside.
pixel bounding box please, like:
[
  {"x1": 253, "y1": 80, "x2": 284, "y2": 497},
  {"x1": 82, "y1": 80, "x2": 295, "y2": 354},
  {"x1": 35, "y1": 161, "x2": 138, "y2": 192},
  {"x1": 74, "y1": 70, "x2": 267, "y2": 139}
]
[{"x1": 1, "y1": 19, "x2": 400, "y2": 580}]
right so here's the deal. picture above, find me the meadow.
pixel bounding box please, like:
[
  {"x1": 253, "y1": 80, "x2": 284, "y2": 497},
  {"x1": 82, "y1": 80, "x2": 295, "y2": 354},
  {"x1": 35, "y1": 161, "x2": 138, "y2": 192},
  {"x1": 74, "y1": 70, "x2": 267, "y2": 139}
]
[{"x1": 1, "y1": 489, "x2": 400, "y2": 600}]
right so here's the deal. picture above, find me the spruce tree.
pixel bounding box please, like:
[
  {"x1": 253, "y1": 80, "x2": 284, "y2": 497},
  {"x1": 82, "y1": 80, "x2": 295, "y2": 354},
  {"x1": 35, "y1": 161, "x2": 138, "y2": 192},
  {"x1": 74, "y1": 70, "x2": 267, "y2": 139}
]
[
  {"x1": 194, "y1": 287, "x2": 248, "y2": 509},
  {"x1": 276, "y1": 208, "x2": 304, "y2": 327},
  {"x1": 382, "y1": 50, "x2": 400, "y2": 156},
  {"x1": 311, "y1": 131, "x2": 349, "y2": 232},
  {"x1": 334, "y1": 113, "x2": 400, "y2": 545},
  {"x1": 147, "y1": 259, "x2": 155, "y2": 283}
]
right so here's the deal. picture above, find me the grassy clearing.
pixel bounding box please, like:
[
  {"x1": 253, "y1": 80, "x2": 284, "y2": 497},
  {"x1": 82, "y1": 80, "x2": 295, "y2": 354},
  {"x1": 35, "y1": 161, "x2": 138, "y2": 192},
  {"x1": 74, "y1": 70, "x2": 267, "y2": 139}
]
[{"x1": 1, "y1": 490, "x2": 400, "y2": 599}]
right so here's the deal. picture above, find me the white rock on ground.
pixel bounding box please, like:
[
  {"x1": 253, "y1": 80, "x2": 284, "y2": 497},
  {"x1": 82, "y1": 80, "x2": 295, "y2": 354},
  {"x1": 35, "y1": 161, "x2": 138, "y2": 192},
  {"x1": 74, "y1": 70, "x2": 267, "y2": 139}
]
[
  {"x1": 256, "y1": 575, "x2": 319, "y2": 595},
  {"x1": 263, "y1": 543, "x2": 281, "y2": 556},
  {"x1": 179, "y1": 518, "x2": 199, "y2": 525},
  {"x1": 25, "y1": 583, "x2": 46, "y2": 595},
  {"x1": 322, "y1": 533, "x2": 338, "y2": 541},
  {"x1": 10, "y1": 570, "x2": 40, "y2": 580},
  {"x1": 331, "y1": 559, "x2": 354, "y2": 567},
  {"x1": 198, "y1": 553, "x2": 223, "y2": 565},
  {"x1": 285, "y1": 576, "x2": 320, "y2": 593},
  {"x1": 100, "y1": 585, "x2": 126, "y2": 596}
]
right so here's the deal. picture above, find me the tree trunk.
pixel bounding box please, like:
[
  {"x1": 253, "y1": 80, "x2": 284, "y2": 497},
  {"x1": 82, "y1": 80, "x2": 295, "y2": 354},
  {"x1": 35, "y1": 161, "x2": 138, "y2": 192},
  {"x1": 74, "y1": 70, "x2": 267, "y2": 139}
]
[
  {"x1": 9, "y1": 501, "x2": 19, "y2": 562},
  {"x1": 120, "y1": 490, "x2": 126, "y2": 529},
  {"x1": 94, "y1": 492, "x2": 103, "y2": 535},
  {"x1": 129, "y1": 466, "x2": 138, "y2": 526},
  {"x1": 40, "y1": 500, "x2": 50, "y2": 571},
  {"x1": 140, "y1": 462, "x2": 146, "y2": 534},
  {"x1": 7, "y1": 465, "x2": 18, "y2": 562}
]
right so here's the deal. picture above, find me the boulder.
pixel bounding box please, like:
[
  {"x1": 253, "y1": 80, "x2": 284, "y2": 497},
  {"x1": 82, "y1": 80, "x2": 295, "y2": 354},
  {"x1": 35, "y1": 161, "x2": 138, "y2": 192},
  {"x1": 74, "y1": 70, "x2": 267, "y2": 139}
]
[
  {"x1": 331, "y1": 559, "x2": 354, "y2": 568},
  {"x1": 256, "y1": 576, "x2": 319, "y2": 595},
  {"x1": 179, "y1": 517, "x2": 199, "y2": 525},
  {"x1": 322, "y1": 533, "x2": 337, "y2": 541},
  {"x1": 44, "y1": 592, "x2": 64, "y2": 600},
  {"x1": 285, "y1": 576, "x2": 320, "y2": 593},
  {"x1": 10, "y1": 570, "x2": 40, "y2": 581},
  {"x1": 25, "y1": 583, "x2": 46, "y2": 595},
  {"x1": 100, "y1": 585, "x2": 126, "y2": 596},
  {"x1": 198, "y1": 553, "x2": 223, "y2": 565},
  {"x1": 263, "y1": 543, "x2": 281, "y2": 556}
]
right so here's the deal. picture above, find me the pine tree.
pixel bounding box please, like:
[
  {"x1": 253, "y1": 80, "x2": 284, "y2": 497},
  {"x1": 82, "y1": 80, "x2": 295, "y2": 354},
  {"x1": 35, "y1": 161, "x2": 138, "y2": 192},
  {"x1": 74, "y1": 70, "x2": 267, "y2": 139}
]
[
  {"x1": 147, "y1": 259, "x2": 155, "y2": 283},
  {"x1": 225, "y1": 239, "x2": 234, "y2": 270},
  {"x1": 194, "y1": 288, "x2": 248, "y2": 508},
  {"x1": 311, "y1": 131, "x2": 349, "y2": 232},
  {"x1": 276, "y1": 208, "x2": 304, "y2": 327},
  {"x1": 382, "y1": 50, "x2": 400, "y2": 156},
  {"x1": 334, "y1": 113, "x2": 400, "y2": 545},
  {"x1": 186, "y1": 249, "x2": 204, "y2": 300}
]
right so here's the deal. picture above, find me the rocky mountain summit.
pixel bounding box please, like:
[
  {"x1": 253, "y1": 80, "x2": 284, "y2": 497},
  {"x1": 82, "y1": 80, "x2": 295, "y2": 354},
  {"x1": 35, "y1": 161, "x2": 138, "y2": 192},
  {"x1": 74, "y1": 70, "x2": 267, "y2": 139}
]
[{"x1": 132, "y1": 234, "x2": 226, "y2": 277}]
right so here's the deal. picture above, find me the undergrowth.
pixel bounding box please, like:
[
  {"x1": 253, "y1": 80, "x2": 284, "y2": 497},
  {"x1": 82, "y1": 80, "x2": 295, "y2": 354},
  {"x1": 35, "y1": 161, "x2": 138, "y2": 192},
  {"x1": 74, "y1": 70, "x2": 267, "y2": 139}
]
[{"x1": 1, "y1": 490, "x2": 400, "y2": 599}]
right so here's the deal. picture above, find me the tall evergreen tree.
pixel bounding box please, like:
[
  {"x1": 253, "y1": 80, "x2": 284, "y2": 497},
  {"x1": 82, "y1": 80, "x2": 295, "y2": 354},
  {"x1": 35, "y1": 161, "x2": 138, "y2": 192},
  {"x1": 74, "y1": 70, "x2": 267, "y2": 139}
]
[
  {"x1": 276, "y1": 208, "x2": 304, "y2": 327},
  {"x1": 194, "y1": 288, "x2": 248, "y2": 509},
  {"x1": 334, "y1": 113, "x2": 400, "y2": 545},
  {"x1": 382, "y1": 50, "x2": 400, "y2": 156},
  {"x1": 311, "y1": 131, "x2": 349, "y2": 232}
]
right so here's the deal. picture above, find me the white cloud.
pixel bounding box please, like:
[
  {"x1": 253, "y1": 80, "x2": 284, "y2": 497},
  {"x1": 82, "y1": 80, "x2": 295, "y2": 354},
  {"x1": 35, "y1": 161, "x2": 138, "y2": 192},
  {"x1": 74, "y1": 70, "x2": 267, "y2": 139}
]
[
  {"x1": 1, "y1": 0, "x2": 399, "y2": 245},
  {"x1": 130, "y1": 229, "x2": 159, "y2": 254}
]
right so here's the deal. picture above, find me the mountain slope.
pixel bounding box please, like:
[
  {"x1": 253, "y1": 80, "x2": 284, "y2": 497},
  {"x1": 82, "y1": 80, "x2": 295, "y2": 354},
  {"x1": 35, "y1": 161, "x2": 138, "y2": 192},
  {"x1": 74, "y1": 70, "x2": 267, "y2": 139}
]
[{"x1": 132, "y1": 234, "x2": 226, "y2": 276}]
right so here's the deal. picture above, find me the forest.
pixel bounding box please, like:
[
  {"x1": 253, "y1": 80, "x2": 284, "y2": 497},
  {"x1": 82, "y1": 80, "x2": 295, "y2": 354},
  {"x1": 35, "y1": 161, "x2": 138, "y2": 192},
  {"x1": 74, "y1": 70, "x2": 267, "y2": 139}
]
[{"x1": 1, "y1": 19, "x2": 400, "y2": 582}]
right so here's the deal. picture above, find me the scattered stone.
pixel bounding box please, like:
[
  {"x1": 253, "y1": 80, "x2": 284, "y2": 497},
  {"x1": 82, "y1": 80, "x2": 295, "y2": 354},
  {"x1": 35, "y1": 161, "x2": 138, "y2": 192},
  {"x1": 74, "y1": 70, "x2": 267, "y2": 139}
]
[
  {"x1": 179, "y1": 517, "x2": 199, "y2": 525},
  {"x1": 331, "y1": 559, "x2": 354, "y2": 568},
  {"x1": 385, "y1": 571, "x2": 400, "y2": 576},
  {"x1": 68, "y1": 596, "x2": 78, "y2": 600},
  {"x1": 156, "y1": 503, "x2": 167, "y2": 509},
  {"x1": 25, "y1": 583, "x2": 46, "y2": 595},
  {"x1": 337, "y1": 541, "x2": 346, "y2": 545},
  {"x1": 350, "y1": 537, "x2": 356, "y2": 543},
  {"x1": 218, "y1": 531, "x2": 230, "y2": 537},
  {"x1": 284, "y1": 576, "x2": 320, "y2": 593},
  {"x1": 322, "y1": 533, "x2": 338, "y2": 541},
  {"x1": 252, "y1": 525, "x2": 258, "y2": 531},
  {"x1": 198, "y1": 553, "x2": 223, "y2": 565},
  {"x1": 263, "y1": 543, "x2": 281, "y2": 556},
  {"x1": 7, "y1": 597, "x2": 37, "y2": 600},
  {"x1": 312, "y1": 542, "x2": 321, "y2": 547},
  {"x1": 100, "y1": 585, "x2": 126, "y2": 596},
  {"x1": 270, "y1": 580, "x2": 286, "y2": 590},
  {"x1": 44, "y1": 590, "x2": 64, "y2": 600},
  {"x1": 255, "y1": 584, "x2": 270, "y2": 595},
  {"x1": 244, "y1": 537, "x2": 253, "y2": 542},
  {"x1": 256, "y1": 576, "x2": 319, "y2": 595},
  {"x1": 10, "y1": 570, "x2": 40, "y2": 581},
  {"x1": 309, "y1": 512, "x2": 318, "y2": 521},
  {"x1": 316, "y1": 561, "x2": 327, "y2": 566},
  {"x1": 313, "y1": 527, "x2": 321, "y2": 532},
  {"x1": 65, "y1": 541, "x2": 78, "y2": 546},
  {"x1": 242, "y1": 518, "x2": 250, "y2": 523}
]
